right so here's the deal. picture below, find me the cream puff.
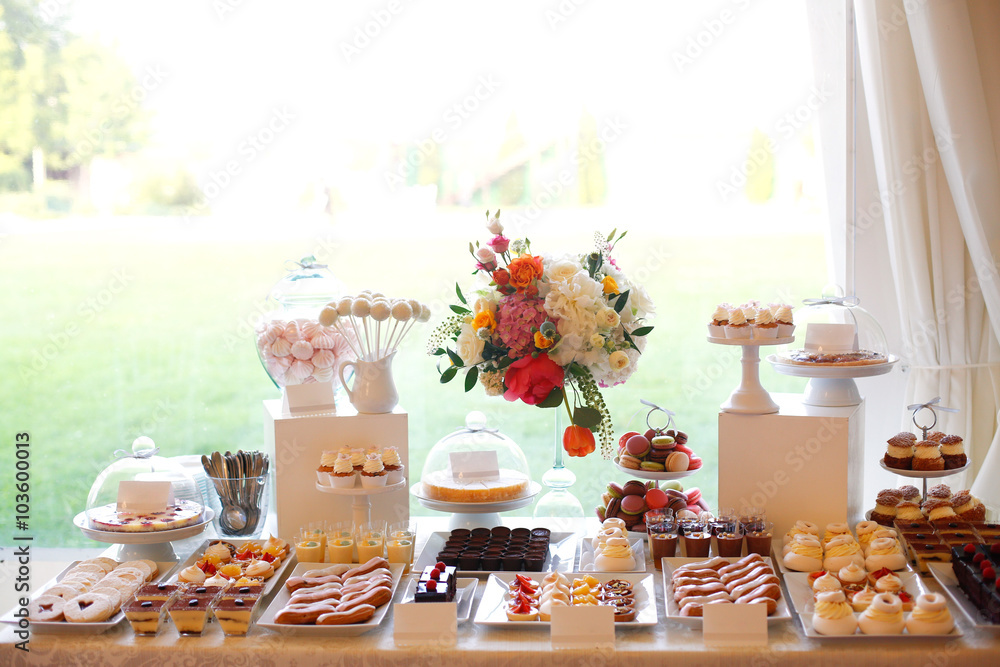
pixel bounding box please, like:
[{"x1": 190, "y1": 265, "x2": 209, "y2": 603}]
[
  {"x1": 922, "y1": 498, "x2": 957, "y2": 524},
  {"x1": 858, "y1": 593, "x2": 905, "y2": 635},
  {"x1": 812, "y1": 590, "x2": 858, "y2": 636},
  {"x1": 864, "y1": 537, "x2": 907, "y2": 571},
  {"x1": 783, "y1": 520, "x2": 819, "y2": 545},
  {"x1": 870, "y1": 489, "x2": 902, "y2": 526},
  {"x1": 912, "y1": 440, "x2": 944, "y2": 471},
  {"x1": 893, "y1": 500, "x2": 924, "y2": 523},
  {"x1": 823, "y1": 522, "x2": 852, "y2": 546},
  {"x1": 905, "y1": 593, "x2": 954, "y2": 635},
  {"x1": 783, "y1": 535, "x2": 823, "y2": 572},
  {"x1": 823, "y1": 534, "x2": 864, "y2": 572}
]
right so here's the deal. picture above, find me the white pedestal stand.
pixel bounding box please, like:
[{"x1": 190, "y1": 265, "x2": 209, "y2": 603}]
[
  {"x1": 410, "y1": 482, "x2": 541, "y2": 531},
  {"x1": 315, "y1": 480, "x2": 407, "y2": 527},
  {"x1": 709, "y1": 337, "x2": 794, "y2": 415},
  {"x1": 73, "y1": 510, "x2": 214, "y2": 562}
]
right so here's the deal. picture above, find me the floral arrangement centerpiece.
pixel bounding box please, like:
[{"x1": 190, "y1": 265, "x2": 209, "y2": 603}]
[{"x1": 428, "y1": 211, "x2": 654, "y2": 458}]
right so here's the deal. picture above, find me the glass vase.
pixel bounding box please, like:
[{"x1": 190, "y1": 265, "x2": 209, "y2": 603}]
[{"x1": 533, "y1": 408, "x2": 585, "y2": 522}]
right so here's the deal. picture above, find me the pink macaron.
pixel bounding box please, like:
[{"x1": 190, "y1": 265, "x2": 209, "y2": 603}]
[
  {"x1": 665, "y1": 451, "x2": 689, "y2": 473},
  {"x1": 686, "y1": 487, "x2": 702, "y2": 504},
  {"x1": 644, "y1": 488, "x2": 668, "y2": 510},
  {"x1": 620, "y1": 494, "x2": 647, "y2": 516},
  {"x1": 687, "y1": 457, "x2": 703, "y2": 471},
  {"x1": 625, "y1": 434, "x2": 651, "y2": 458},
  {"x1": 673, "y1": 444, "x2": 695, "y2": 457}
]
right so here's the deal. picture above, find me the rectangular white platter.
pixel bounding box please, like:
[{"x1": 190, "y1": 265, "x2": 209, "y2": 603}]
[
  {"x1": 0, "y1": 560, "x2": 176, "y2": 635},
  {"x1": 413, "y1": 531, "x2": 576, "y2": 577},
  {"x1": 928, "y1": 562, "x2": 1000, "y2": 632},
  {"x1": 661, "y1": 556, "x2": 791, "y2": 627},
  {"x1": 576, "y1": 537, "x2": 646, "y2": 573},
  {"x1": 257, "y1": 562, "x2": 403, "y2": 636},
  {"x1": 398, "y1": 577, "x2": 478, "y2": 623},
  {"x1": 772, "y1": 537, "x2": 915, "y2": 576},
  {"x1": 473, "y1": 571, "x2": 657, "y2": 627},
  {"x1": 785, "y1": 568, "x2": 962, "y2": 638},
  {"x1": 169, "y1": 538, "x2": 297, "y2": 597}
]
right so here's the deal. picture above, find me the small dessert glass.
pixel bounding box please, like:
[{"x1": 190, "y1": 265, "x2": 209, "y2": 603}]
[
  {"x1": 387, "y1": 520, "x2": 416, "y2": 573},
  {"x1": 745, "y1": 521, "x2": 774, "y2": 557},
  {"x1": 356, "y1": 520, "x2": 386, "y2": 562},
  {"x1": 645, "y1": 509, "x2": 678, "y2": 569},
  {"x1": 682, "y1": 521, "x2": 712, "y2": 558},
  {"x1": 714, "y1": 523, "x2": 744, "y2": 558}
]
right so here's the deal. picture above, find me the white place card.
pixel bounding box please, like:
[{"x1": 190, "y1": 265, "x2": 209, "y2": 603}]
[
  {"x1": 117, "y1": 480, "x2": 172, "y2": 513},
  {"x1": 393, "y1": 602, "x2": 457, "y2": 646},
  {"x1": 282, "y1": 382, "x2": 336, "y2": 415},
  {"x1": 449, "y1": 450, "x2": 499, "y2": 482},
  {"x1": 703, "y1": 603, "x2": 768, "y2": 647},
  {"x1": 550, "y1": 605, "x2": 615, "y2": 649},
  {"x1": 803, "y1": 323, "x2": 857, "y2": 353}
]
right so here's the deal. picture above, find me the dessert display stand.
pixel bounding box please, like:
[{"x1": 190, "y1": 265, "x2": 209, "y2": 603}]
[
  {"x1": 708, "y1": 336, "x2": 794, "y2": 414},
  {"x1": 768, "y1": 354, "x2": 898, "y2": 407},
  {"x1": 72, "y1": 509, "x2": 215, "y2": 562},
  {"x1": 878, "y1": 460, "x2": 971, "y2": 499},
  {"x1": 262, "y1": 400, "x2": 410, "y2": 537},
  {"x1": 410, "y1": 482, "x2": 542, "y2": 530}
]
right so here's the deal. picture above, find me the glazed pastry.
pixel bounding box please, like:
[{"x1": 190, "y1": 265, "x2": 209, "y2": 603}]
[
  {"x1": 837, "y1": 563, "x2": 868, "y2": 593},
  {"x1": 823, "y1": 522, "x2": 852, "y2": 546},
  {"x1": 864, "y1": 537, "x2": 907, "y2": 571},
  {"x1": 870, "y1": 489, "x2": 902, "y2": 526},
  {"x1": 823, "y1": 535, "x2": 864, "y2": 571},
  {"x1": 855, "y1": 520, "x2": 880, "y2": 549},
  {"x1": 783, "y1": 520, "x2": 820, "y2": 545},
  {"x1": 912, "y1": 440, "x2": 944, "y2": 471},
  {"x1": 858, "y1": 593, "x2": 905, "y2": 634},
  {"x1": 783, "y1": 535, "x2": 823, "y2": 572},
  {"x1": 812, "y1": 590, "x2": 858, "y2": 636},
  {"x1": 883, "y1": 432, "x2": 916, "y2": 470},
  {"x1": 940, "y1": 435, "x2": 967, "y2": 470},
  {"x1": 922, "y1": 498, "x2": 957, "y2": 524},
  {"x1": 952, "y1": 491, "x2": 987, "y2": 522},
  {"x1": 905, "y1": 593, "x2": 954, "y2": 635},
  {"x1": 894, "y1": 501, "x2": 924, "y2": 523},
  {"x1": 851, "y1": 587, "x2": 878, "y2": 612}
]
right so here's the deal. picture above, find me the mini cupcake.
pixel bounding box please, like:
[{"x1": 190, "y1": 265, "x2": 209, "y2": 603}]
[
  {"x1": 905, "y1": 593, "x2": 954, "y2": 635},
  {"x1": 381, "y1": 446, "x2": 404, "y2": 485},
  {"x1": 912, "y1": 440, "x2": 944, "y2": 471},
  {"x1": 940, "y1": 435, "x2": 967, "y2": 469},
  {"x1": 724, "y1": 307, "x2": 751, "y2": 339},
  {"x1": 952, "y1": 490, "x2": 986, "y2": 522},
  {"x1": 316, "y1": 450, "x2": 337, "y2": 485},
  {"x1": 883, "y1": 432, "x2": 916, "y2": 470},
  {"x1": 350, "y1": 447, "x2": 366, "y2": 472},
  {"x1": 360, "y1": 452, "x2": 387, "y2": 488},
  {"x1": 708, "y1": 303, "x2": 730, "y2": 338},
  {"x1": 753, "y1": 307, "x2": 778, "y2": 339},
  {"x1": 331, "y1": 452, "x2": 357, "y2": 488},
  {"x1": 741, "y1": 302, "x2": 758, "y2": 325},
  {"x1": 774, "y1": 304, "x2": 795, "y2": 337},
  {"x1": 812, "y1": 590, "x2": 858, "y2": 636}
]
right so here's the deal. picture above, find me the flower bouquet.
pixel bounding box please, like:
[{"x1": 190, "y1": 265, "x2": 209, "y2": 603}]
[{"x1": 428, "y1": 211, "x2": 655, "y2": 458}]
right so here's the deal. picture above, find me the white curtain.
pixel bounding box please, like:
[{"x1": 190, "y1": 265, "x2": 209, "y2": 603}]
[{"x1": 854, "y1": 0, "x2": 1000, "y2": 506}]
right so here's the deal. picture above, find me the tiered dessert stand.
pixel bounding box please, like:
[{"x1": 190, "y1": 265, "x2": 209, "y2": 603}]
[
  {"x1": 878, "y1": 400, "x2": 970, "y2": 497},
  {"x1": 709, "y1": 336, "x2": 795, "y2": 414},
  {"x1": 73, "y1": 509, "x2": 215, "y2": 562}
]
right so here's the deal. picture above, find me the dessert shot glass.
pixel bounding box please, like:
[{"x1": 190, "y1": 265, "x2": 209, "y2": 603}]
[
  {"x1": 355, "y1": 520, "x2": 386, "y2": 562},
  {"x1": 681, "y1": 520, "x2": 712, "y2": 558},
  {"x1": 327, "y1": 521, "x2": 355, "y2": 564},
  {"x1": 745, "y1": 521, "x2": 774, "y2": 557},
  {"x1": 645, "y1": 509, "x2": 678, "y2": 569},
  {"x1": 714, "y1": 523, "x2": 744, "y2": 558},
  {"x1": 387, "y1": 520, "x2": 416, "y2": 573}
]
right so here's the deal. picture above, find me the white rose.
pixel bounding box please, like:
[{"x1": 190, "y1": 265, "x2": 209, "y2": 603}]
[
  {"x1": 625, "y1": 282, "x2": 655, "y2": 319},
  {"x1": 475, "y1": 247, "x2": 496, "y2": 267},
  {"x1": 473, "y1": 294, "x2": 497, "y2": 316},
  {"x1": 598, "y1": 308, "x2": 620, "y2": 329},
  {"x1": 609, "y1": 350, "x2": 630, "y2": 370},
  {"x1": 590, "y1": 333, "x2": 605, "y2": 348},
  {"x1": 486, "y1": 213, "x2": 503, "y2": 236},
  {"x1": 455, "y1": 325, "x2": 485, "y2": 366},
  {"x1": 547, "y1": 258, "x2": 584, "y2": 284}
]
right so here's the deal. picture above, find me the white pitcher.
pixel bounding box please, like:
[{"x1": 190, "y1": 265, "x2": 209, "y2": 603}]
[{"x1": 339, "y1": 351, "x2": 399, "y2": 414}]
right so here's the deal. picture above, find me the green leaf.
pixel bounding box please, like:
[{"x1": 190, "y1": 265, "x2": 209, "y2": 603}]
[
  {"x1": 622, "y1": 329, "x2": 641, "y2": 355},
  {"x1": 440, "y1": 366, "x2": 459, "y2": 383},
  {"x1": 449, "y1": 305, "x2": 471, "y2": 315},
  {"x1": 469, "y1": 242, "x2": 474, "y2": 255},
  {"x1": 432, "y1": 348, "x2": 445, "y2": 356},
  {"x1": 630, "y1": 326, "x2": 653, "y2": 337},
  {"x1": 464, "y1": 366, "x2": 479, "y2": 392},
  {"x1": 445, "y1": 348, "x2": 465, "y2": 367},
  {"x1": 573, "y1": 406, "x2": 602, "y2": 429},
  {"x1": 537, "y1": 387, "x2": 564, "y2": 408},
  {"x1": 568, "y1": 362, "x2": 587, "y2": 378},
  {"x1": 455, "y1": 283, "x2": 467, "y2": 305},
  {"x1": 497, "y1": 356, "x2": 515, "y2": 370},
  {"x1": 613, "y1": 289, "x2": 630, "y2": 314},
  {"x1": 617, "y1": 231, "x2": 628, "y2": 242}
]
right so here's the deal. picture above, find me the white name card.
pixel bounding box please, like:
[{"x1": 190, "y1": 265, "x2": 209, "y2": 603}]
[
  {"x1": 117, "y1": 480, "x2": 172, "y2": 513},
  {"x1": 282, "y1": 382, "x2": 336, "y2": 415},
  {"x1": 804, "y1": 323, "x2": 857, "y2": 353},
  {"x1": 703, "y1": 602, "x2": 768, "y2": 647},
  {"x1": 393, "y1": 602, "x2": 457, "y2": 646},
  {"x1": 550, "y1": 604, "x2": 615, "y2": 649},
  {"x1": 449, "y1": 450, "x2": 499, "y2": 482}
]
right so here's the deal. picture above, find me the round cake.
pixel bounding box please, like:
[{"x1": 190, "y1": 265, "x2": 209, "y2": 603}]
[
  {"x1": 781, "y1": 350, "x2": 887, "y2": 366},
  {"x1": 421, "y1": 469, "x2": 529, "y2": 503},
  {"x1": 87, "y1": 499, "x2": 204, "y2": 533}
]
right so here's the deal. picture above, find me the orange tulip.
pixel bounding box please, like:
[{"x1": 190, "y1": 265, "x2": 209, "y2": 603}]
[{"x1": 563, "y1": 425, "x2": 596, "y2": 457}]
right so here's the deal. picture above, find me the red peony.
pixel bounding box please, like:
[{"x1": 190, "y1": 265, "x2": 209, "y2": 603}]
[{"x1": 502, "y1": 353, "x2": 564, "y2": 406}]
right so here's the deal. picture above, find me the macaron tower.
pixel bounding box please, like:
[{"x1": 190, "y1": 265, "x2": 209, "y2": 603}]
[{"x1": 615, "y1": 428, "x2": 702, "y2": 473}]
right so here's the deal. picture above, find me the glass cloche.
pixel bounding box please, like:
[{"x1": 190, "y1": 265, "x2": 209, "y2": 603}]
[
  {"x1": 255, "y1": 256, "x2": 355, "y2": 389},
  {"x1": 775, "y1": 290, "x2": 890, "y2": 366},
  {"x1": 418, "y1": 411, "x2": 533, "y2": 504},
  {"x1": 85, "y1": 437, "x2": 205, "y2": 532}
]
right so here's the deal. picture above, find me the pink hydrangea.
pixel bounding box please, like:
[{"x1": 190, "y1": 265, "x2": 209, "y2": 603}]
[{"x1": 496, "y1": 292, "x2": 551, "y2": 359}]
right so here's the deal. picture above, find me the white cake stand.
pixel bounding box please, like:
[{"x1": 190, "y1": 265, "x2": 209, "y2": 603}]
[
  {"x1": 314, "y1": 479, "x2": 407, "y2": 527},
  {"x1": 878, "y1": 460, "x2": 970, "y2": 498},
  {"x1": 708, "y1": 336, "x2": 794, "y2": 414},
  {"x1": 612, "y1": 459, "x2": 700, "y2": 481},
  {"x1": 768, "y1": 355, "x2": 899, "y2": 407},
  {"x1": 73, "y1": 508, "x2": 215, "y2": 562},
  {"x1": 410, "y1": 482, "x2": 541, "y2": 530}
]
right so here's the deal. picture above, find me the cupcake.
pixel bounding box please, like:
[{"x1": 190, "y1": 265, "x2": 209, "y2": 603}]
[
  {"x1": 912, "y1": 440, "x2": 944, "y2": 471},
  {"x1": 922, "y1": 497, "x2": 957, "y2": 524},
  {"x1": 870, "y1": 489, "x2": 902, "y2": 526},
  {"x1": 952, "y1": 491, "x2": 986, "y2": 522},
  {"x1": 883, "y1": 432, "x2": 916, "y2": 470},
  {"x1": 898, "y1": 485, "x2": 921, "y2": 502},
  {"x1": 812, "y1": 590, "x2": 858, "y2": 636},
  {"x1": 724, "y1": 307, "x2": 751, "y2": 339},
  {"x1": 708, "y1": 303, "x2": 730, "y2": 338},
  {"x1": 381, "y1": 446, "x2": 404, "y2": 485},
  {"x1": 940, "y1": 435, "x2": 967, "y2": 469},
  {"x1": 350, "y1": 447, "x2": 366, "y2": 472},
  {"x1": 331, "y1": 452, "x2": 357, "y2": 488},
  {"x1": 858, "y1": 593, "x2": 905, "y2": 634},
  {"x1": 753, "y1": 307, "x2": 778, "y2": 339},
  {"x1": 741, "y1": 302, "x2": 758, "y2": 325},
  {"x1": 316, "y1": 450, "x2": 337, "y2": 485},
  {"x1": 905, "y1": 593, "x2": 954, "y2": 635},
  {"x1": 360, "y1": 452, "x2": 387, "y2": 488},
  {"x1": 774, "y1": 304, "x2": 795, "y2": 337}
]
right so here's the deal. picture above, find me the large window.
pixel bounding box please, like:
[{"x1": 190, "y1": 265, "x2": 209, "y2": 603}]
[{"x1": 2, "y1": 0, "x2": 835, "y2": 546}]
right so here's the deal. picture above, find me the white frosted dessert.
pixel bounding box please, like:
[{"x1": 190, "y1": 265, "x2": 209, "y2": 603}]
[
  {"x1": 594, "y1": 537, "x2": 636, "y2": 572},
  {"x1": 421, "y1": 469, "x2": 529, "y2": 503},
  {"x1": 812, "y1": 591, "x2": 857, "y2": 636}
]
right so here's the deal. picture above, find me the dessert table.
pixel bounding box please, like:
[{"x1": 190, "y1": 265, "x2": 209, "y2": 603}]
[{"x1": 2, "y1": 518, "x2": 998, "y2": 667}]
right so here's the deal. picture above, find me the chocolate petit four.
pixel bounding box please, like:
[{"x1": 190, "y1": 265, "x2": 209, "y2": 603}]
[{"x1": 415, "y1": 564, "x2": 457, "y2": 602}]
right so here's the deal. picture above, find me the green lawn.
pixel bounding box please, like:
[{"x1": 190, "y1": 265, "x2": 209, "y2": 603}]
[{"x1": 1, "y1": 219, "x2": 824, "y2": 546}]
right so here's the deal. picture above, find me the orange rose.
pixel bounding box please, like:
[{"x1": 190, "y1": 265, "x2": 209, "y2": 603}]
[
  {"x1": 533, "y1": 331, "x2": 553, "y2": 349},
  {"x1": 507, "y1": 254, "x2": 544, "y2": 293},
  {"x1": 472, "y1": 310, "x2": 496, "y2": 332}
]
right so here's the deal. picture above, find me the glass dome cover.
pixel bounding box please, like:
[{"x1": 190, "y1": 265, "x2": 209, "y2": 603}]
[
  {"x1": 776, "y1": 290, "x2": 890, "y2": 365},
  {"x1": 85, "y1": 437, "x2": 205, "y2": 531},
  {"x1": 419, "y1": 411, "x2": 533, "y2": 503}
]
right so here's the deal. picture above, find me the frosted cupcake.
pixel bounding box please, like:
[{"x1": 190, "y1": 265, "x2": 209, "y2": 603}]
[
  {"x1": 350, "y1": 447, "x2": 366, "y2": 472},
  {"x1": 331, "y1": 452, "x2": 357, "y2": 488},
  {"x1": 316, "y1": 450, "x2": 337, "y2": 485},
  {"x1": 360, "y1": 452, "x2": 387, "y2": 488},
  {"x1": 774, "y1": 304, "x2": 795, "y2": 337},
  {"x1": 753, "y1": 307, "x2": 778, "y2": 339},
  {"x1": 708, "y1": 303, "x2": 730, "y2": 338},
  {"x1": 381, "y1": 446, "x2": 404, "y2": 485},
  {"x1": 725, "y1": 307, "x2": 751, "y2": 339}
]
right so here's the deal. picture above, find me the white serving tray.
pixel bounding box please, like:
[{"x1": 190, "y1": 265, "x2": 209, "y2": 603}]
[
  {"x1": 398, "y1": 577, "x2": 478, "y2": 623},
  {"x1": 576, "y1": 537, "x2": 646, "y2": 573},
  {"x1": 256, "y1": 562, "x2": 403, "y2": 636},
  {"x1": 928, "y1": 562, "x2": 1000, "y2": 632},
  {"x1": 169, "y1": 538, "x2": 297, "y2": 596},
  {"x1": 473, "y1": 571, "x2": 657, "y2": 627},
  {"x1": 412, "y1": 531, "x2": 576, "y2": 577},
  {"x1": 661, "y1": 556, "x2": 791, "y2": 626}
]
